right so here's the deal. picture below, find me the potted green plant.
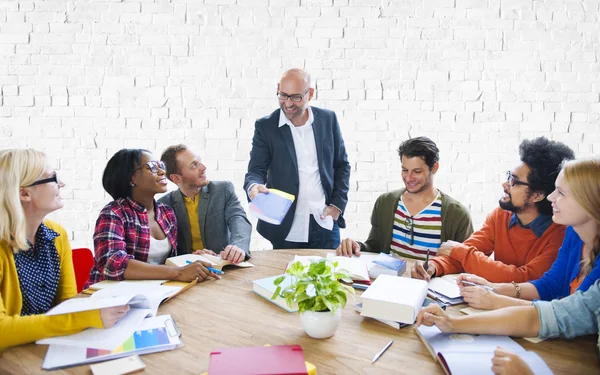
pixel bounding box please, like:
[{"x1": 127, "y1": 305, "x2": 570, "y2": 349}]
[{"x1": 272, "y1": 258, "x2": 355, "y2": 339}]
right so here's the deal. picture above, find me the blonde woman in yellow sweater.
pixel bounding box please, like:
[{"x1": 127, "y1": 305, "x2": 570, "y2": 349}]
[{"x1": 0, "y1": 149, "x2": 128, "y2": 351}]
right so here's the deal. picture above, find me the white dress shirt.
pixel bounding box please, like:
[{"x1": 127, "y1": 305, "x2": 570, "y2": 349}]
[{"x1": 279, "y1": 107, "x2": 333, "y2": 242}]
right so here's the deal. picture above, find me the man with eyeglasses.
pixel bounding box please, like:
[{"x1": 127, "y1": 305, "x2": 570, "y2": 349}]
[
  {"x1": 244, "y1": 68, "x2": 351, "y2": 249},
  {"x1": 158, "y1": 144, "x2": 252, "y2": 263},
  {"x1": 337, "y1": 136, "x2": 474, "y2": 260},
  {"x1": 412, "y1": 137, "x2": 575, "y2": 283}
]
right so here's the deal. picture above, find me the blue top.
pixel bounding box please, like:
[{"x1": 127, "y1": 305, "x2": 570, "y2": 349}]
[
  {"x1": 14, "y1": 223, "x2": 61, "y2": 316},
  {"x1": 508, "y1": 213, "x2": 553, "y2": 238},
  {"x1": 531, "y1": 226, "x2": 600, "y2": 301}
]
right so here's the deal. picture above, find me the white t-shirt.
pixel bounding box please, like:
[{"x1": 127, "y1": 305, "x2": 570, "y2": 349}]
[{"x1": 147, "y1": 236, "x2": 171, "y2": 265}]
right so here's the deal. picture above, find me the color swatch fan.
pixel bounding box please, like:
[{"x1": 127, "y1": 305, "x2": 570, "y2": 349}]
[
  {"x1": 41, "y1": 315, "x2": 181, "y2": 370},
  {"x1": 249, "y1": 189, "x2": 295, "y2": 225}
]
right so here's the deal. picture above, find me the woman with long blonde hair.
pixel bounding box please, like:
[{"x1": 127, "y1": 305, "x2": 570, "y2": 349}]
[
  {"x1": 455, "y1": 157, "x2": 600, "y2": 311},
  {"x1": 416, "y1": 158, "x2": 600, "y2": 375},
  {"x1": 0, "y1": 149, "x2": 128, "y2": 350}
]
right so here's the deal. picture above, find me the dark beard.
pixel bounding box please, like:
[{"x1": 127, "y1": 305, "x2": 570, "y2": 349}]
[
  {"x1": 499, "y1": 197, "x2": 522, "y2": 213},
  {"x1": 499, "y1": 188, "x2": 535, "y2": 214}
]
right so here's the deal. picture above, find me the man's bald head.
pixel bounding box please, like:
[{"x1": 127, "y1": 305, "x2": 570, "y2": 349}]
[{"x1": 280, "y1": 68, "x2": 311, "y2": 90}]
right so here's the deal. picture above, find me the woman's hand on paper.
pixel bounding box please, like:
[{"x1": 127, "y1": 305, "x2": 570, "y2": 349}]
[
  {"x1": 248, "y1": 184, "x2": 269, "y2": 200},
  {"x1": 491, "y1": 347, "x2": 534, "y2": 375},
  {"x1": 193, "y1": 249, "x2": 218, "y2": 256},
  {"x1": 336, "y1": 238, "x2": 361, "y2": 257},
  {"x1": 460, "y1": 286, "x2": 499, "y2": 310},
  {"x1": 414, "y1": 305, "x2": 453, "y2": 333},
  {"x1": 176, "y1": 261, "x2": 221, "y2": 282},
  {"x1": 100, "y1": 305, "x2": 130, "y2": 328},
  {"x1": 456, "y1": 273, "x2": 492, "y2": 289},
  {"x1": 411, "y1": 261, "x2": 436, "y2": 281},
  {"x1": 221, "y1": 245, "x2": 245, "y2": 264}
]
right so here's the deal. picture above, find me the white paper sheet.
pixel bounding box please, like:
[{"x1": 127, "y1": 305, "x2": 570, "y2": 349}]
[{"x1": 37, "y1": 308, "x2": 151, "y2": 350}]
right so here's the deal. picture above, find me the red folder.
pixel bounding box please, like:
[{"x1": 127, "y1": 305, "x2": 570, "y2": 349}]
[{"x1": 208, "y1": 344, "x2": 308, "y2": 375}]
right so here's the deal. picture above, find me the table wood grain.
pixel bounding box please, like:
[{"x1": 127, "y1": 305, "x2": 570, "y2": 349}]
[{"x1": 1, "y1": 250, "x2": 598, "y2": 374}]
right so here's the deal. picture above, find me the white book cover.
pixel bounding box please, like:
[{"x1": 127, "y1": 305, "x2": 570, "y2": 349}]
[
  {"x1": 252, "y1": 274, "x2": 298, "y2": 313},
  {"x1": 359, "y1": 275, "x2": 428, "y2": 324}
]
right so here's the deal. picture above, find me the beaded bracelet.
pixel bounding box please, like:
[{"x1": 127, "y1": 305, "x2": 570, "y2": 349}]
[{"x1": 511, "y1": 281, "x2": 521, "y2": 299}]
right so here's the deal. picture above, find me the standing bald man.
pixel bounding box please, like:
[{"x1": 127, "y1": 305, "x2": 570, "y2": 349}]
[{"x1": 244, "y1": 68, "x2": 351, "y2": 249}]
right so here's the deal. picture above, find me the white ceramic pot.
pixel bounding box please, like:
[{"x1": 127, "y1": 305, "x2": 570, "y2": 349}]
[{"x1": 299, "y1": 309, "x2": 342, "y2": 339}]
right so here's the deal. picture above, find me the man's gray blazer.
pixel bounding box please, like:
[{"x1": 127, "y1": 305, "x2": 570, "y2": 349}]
[{"x1": 158, "y1": 181, "x2": 252, "y2": 259}]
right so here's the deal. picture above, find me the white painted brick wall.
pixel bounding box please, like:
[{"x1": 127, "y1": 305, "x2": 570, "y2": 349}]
[{"x1": 1, "y1": 0, "x2": 598, "y2": 250}]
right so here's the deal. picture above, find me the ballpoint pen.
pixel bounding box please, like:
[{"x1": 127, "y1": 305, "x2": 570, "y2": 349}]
[
  {"x1": 372, "y1": 340, "x2": 393, "y2": 363},
  {"x1": 461, "y1": 280, "x2": 493, "y2": 291},
  {"x1": 424, "y1": 249, "x2": 430, "y2": 272},
  {"x1": 186, "y1": 260, "x2": 225, "y2": 275}
]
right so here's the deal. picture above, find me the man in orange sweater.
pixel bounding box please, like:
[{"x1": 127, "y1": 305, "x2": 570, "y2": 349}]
[{"x1": 411, "y1": 137, "x2": 575, "y2": 283}]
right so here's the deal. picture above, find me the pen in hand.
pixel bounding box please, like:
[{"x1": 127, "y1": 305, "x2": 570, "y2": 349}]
[
  {"x1": 372, "y1": 340, "x2": 393, "y2": 363},
  {"x1": 185, "y1": 260, "x2": 225, "y2": 275},
  {"x1": 461, "y1": 280, "x2": 493, "y2": 291},
  {"x1": 424, "y1": 249, "x2": 430, "y2": 272}
]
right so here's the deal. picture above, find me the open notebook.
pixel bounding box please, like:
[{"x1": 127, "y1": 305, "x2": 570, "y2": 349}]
[
  {"x1": 415, "y1": 325, "x2": 553, "y2": 375},
  {"x1": 47, "y1": 282, "x2": 186, "y2": 318},
  {"x1": 38, "y1": 282, "x2": 192, "y2": 350},
  {"x1": 416, "y1": 325, "x2": 524, "y2": 375},
  {"x1": 165, "y1": 253, "x2": 254, "y2": 271}
]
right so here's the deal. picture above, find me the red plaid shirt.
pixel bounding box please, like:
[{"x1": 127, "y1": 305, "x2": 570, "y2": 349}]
[{"x1": 86, "y1": 197, "x2": 178, "y2": 287}]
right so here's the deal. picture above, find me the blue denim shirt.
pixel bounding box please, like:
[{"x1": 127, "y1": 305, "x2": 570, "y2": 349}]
[{"x1": 535, "y1": 279, "x2": 600, "y2": 355}]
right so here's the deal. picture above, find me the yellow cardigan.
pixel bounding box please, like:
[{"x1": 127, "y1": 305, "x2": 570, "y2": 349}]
[{"x1": 0, "y1": 220, "x2": 103, "y2": 351}]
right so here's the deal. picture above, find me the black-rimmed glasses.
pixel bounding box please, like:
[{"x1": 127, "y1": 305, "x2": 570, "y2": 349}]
[
  {"x1": 277, "y1": 90, "x2": 309, "y2": 102},
  {"x1": 134, "y1": 160, "x2": 166, "y2": 174},
  {"x1": 26, "y1": 173, "x2": 59, "y2": 187},
  {"x1": 506, "y1": 170, "x2": 532, "y2": 188}
]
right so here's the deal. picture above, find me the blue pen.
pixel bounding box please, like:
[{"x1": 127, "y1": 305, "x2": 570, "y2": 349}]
[
  {"x1": 206, "y1": 266, "x2": 225, "y2": 275},
  {"x1": 185, "y1": 260, "x2": 225, "y2": 275}
]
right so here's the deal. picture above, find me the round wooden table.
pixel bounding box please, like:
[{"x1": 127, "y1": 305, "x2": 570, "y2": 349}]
[{"x1": 1, "y1": 250, "x2": 598, "y2": 374}]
